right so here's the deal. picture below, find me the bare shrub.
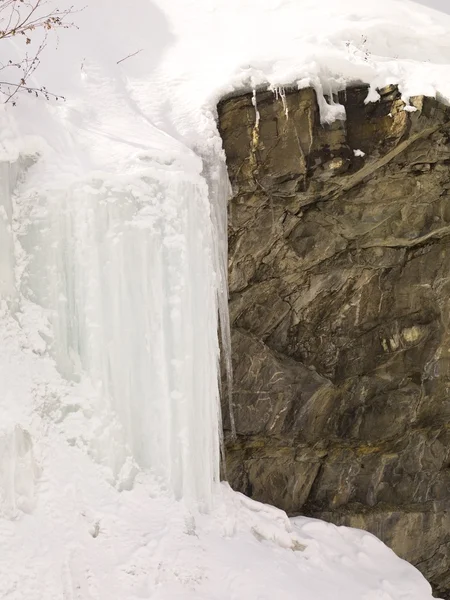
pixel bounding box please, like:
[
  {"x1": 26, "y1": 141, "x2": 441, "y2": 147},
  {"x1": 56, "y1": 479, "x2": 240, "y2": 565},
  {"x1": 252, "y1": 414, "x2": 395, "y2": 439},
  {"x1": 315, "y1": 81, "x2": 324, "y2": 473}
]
[{"x1": 0, "y1": 0, "x2": 77, "y2": 104}]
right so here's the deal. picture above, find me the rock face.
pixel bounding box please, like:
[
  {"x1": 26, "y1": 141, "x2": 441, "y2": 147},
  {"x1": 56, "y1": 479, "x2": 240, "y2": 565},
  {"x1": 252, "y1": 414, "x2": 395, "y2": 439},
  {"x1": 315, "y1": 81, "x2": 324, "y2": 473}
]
[{"x1": 218, "y1": 85, "x2": 450, "y2": 597}]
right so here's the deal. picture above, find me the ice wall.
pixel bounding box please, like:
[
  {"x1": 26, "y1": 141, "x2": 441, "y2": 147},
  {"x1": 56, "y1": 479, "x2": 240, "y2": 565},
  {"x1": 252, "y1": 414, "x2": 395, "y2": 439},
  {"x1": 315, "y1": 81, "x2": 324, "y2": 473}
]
[
  {"x1": 5, "y1": 154, "x2": 223, "y2": 509},
  {"x1": 0, "y1": 162, "x2": 19, "y2": 305},
  {"x1": 206, "y1": 159, "x2": 236, "y2": 442}
]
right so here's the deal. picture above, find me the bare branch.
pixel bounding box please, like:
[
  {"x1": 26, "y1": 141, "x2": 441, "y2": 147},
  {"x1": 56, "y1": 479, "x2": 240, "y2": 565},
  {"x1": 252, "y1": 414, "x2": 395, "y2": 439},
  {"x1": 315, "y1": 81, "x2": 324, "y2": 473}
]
[
  {"x1": 0, "y1": 0, "x2": 79, "y2": 104},
  {"x1": 117, "y1": 49, "x2": 143, "y2": 65},
  {"x1": 0, "y1": 80, "x2": 65, "y2": 104}
]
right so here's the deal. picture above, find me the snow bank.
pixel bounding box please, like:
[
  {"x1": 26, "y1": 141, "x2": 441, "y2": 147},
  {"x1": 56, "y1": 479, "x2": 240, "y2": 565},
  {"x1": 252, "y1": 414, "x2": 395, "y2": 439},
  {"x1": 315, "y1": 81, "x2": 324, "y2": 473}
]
[{"x1": 0, "y1": 0, "x2": 448, "y2": 598}]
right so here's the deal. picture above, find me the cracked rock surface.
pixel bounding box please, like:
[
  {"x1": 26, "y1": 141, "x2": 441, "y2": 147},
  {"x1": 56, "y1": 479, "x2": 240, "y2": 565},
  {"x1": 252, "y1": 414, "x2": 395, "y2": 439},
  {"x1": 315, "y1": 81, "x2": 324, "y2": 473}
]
[{"x1": 218, "y1": 85, "x2": 450, "y2": 597}]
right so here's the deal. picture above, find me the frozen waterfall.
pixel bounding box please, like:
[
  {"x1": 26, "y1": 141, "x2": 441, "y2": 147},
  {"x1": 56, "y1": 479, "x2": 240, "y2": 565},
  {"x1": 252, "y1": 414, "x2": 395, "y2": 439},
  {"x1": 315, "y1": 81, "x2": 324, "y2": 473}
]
[{"x1": 1, "y1": 145, "x2": 226, "y2": 509}]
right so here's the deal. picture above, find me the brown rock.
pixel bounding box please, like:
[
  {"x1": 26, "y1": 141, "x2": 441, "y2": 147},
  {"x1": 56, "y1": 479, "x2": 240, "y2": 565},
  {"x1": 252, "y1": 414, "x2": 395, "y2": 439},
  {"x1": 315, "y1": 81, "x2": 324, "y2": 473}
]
[{"x1": 219, "y1": 84, "x2": 450, "y2": 597}]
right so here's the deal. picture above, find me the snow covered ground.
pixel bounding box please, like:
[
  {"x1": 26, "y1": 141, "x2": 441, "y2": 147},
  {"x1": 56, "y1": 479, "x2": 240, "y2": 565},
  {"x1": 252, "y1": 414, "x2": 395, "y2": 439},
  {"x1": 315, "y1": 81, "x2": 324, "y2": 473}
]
[{"x1": 0, "y1": 0, "x2": 449, "y2": 598}]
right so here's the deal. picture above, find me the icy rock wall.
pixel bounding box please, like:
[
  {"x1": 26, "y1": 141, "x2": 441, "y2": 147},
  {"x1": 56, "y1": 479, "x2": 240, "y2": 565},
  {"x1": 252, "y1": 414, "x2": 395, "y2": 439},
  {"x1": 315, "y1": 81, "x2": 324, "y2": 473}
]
[{"x1": 3, "y1": 155, "x2": 223, "y2": 509}]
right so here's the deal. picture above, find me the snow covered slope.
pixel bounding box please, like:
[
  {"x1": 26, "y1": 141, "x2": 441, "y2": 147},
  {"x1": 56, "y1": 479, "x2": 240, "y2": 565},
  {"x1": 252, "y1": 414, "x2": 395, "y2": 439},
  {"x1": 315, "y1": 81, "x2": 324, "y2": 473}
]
[{"x1": 0, "y1": 0, "x2": 449, "y2": 598}]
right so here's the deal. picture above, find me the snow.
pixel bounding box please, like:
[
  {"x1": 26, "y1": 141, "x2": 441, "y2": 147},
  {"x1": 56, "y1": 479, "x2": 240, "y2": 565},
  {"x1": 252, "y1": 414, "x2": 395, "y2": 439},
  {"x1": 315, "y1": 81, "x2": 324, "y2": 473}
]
[{"x1": 0, "y1": 0, "x2": 448, "y2": 598}]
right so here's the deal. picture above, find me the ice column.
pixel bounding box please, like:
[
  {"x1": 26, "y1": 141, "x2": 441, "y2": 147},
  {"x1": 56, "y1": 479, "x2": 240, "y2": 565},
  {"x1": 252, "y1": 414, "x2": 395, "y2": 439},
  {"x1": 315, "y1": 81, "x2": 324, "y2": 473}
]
[
  {"x1": 17, "y1": 158, "x2": 223, "y2": 508},
  {"x1": 0, "y1": 162, "x2": 19, "y2": 304}
]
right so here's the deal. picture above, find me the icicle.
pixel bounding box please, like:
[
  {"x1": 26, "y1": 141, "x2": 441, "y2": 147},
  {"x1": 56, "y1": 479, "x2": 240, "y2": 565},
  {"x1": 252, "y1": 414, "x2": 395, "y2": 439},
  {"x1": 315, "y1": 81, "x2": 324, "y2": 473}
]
[
  {"x1": 0, "y1": 162, "x2": 18, "y2": 304},
  {"x1": 251, "y1": 88, "x2": 260, "y2": 128},
  {"x1": 202, "y1": 153, "x2": 236, "y2": 452},
  {"x1": 278, "y1": 86, "x2": 289, "y2": 119},
  {"x1": 271, "y1": 86, "x2": 289, "y2": 119}
]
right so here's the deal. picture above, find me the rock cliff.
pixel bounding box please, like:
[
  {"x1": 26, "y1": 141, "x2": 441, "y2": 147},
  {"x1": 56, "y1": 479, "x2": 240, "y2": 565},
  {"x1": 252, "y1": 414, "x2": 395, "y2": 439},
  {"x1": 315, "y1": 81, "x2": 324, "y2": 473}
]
[{"x1": 218, "y1": 85, "x2": 450, "y2": 597}]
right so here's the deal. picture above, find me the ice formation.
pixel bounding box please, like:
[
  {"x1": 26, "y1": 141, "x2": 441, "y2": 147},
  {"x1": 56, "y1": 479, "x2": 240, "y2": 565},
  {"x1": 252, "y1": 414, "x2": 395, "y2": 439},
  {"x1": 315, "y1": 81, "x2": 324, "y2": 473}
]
[{"x1": 0, "y1": 142, "x2": 224, "y2": 509}]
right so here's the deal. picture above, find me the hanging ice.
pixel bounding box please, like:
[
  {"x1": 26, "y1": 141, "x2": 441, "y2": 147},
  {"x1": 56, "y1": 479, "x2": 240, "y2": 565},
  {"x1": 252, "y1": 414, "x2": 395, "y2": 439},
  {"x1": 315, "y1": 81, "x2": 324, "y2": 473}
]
[
  {"x1": 5, "y1": 146, "x2": 223, "y2": 509},
  {"x1": 0, "y1": 162, "x2": 19, "y2": 305}
]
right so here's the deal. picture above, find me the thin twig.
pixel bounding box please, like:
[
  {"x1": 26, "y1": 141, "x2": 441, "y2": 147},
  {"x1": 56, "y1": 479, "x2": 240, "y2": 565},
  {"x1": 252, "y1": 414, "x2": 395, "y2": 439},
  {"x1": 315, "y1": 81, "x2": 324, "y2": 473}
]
[
  {"x1": 117, "y1": 49, "x2": 143, "y2": 65},
  {"x1": 0, "y1": 81, "x2": 65, "y2": 103}
]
